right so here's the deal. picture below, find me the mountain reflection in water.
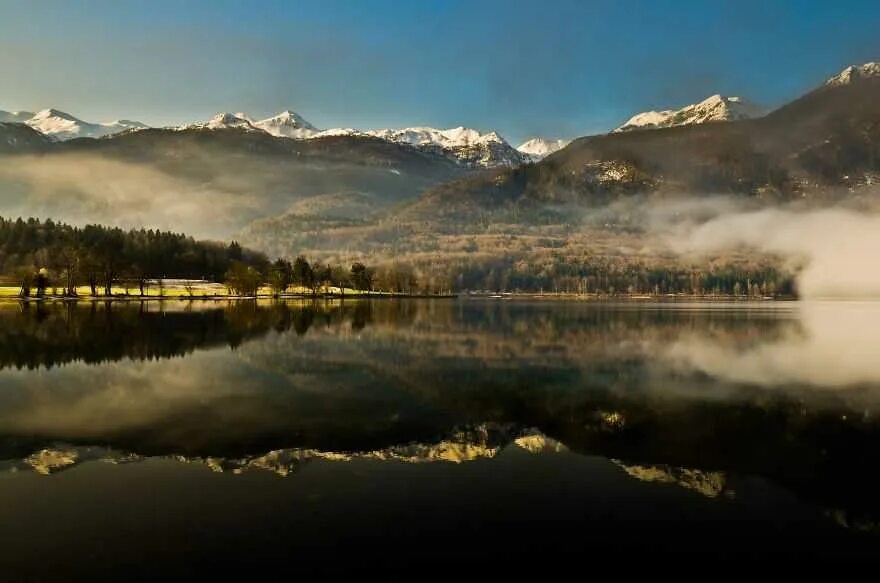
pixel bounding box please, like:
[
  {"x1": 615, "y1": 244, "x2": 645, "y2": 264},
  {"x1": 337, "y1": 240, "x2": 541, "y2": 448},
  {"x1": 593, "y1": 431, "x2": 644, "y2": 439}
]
[{"x1": 0, "y1": 299, "x2": 878, "y2": 571}]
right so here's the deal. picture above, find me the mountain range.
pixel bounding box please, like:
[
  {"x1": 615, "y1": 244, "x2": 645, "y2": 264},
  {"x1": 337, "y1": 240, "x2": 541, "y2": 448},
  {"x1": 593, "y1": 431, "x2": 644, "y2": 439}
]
[
  {"x1": 1, "y1": 107, "x2": 533, "y2": 167},
  {"x1": 1, "y1": 61, "x2": 878, "y2": 257},
  {"x1": 0, "y1": 79, "x2": 808, "y2": 166},
  {"x1": 0, "y1": 108, "x2": 148, "y2": 140},
  {"x1": 404, "y1": 61, "x2": 880, "y2": 216}
]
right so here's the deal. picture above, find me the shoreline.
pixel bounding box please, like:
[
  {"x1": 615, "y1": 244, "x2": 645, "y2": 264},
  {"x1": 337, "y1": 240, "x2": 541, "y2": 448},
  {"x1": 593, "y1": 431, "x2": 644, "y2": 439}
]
[
  {"x1": 0, "y1": 292, "x2": 459, "y2": 303},
  {"x1": 0, "y1": 292, "x2": 800, "y2": 303}
]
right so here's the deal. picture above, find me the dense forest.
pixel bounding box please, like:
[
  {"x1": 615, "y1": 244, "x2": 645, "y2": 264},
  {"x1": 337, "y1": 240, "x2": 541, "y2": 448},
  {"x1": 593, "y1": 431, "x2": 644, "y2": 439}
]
[
  {"x1": 0, "y1": 217, "x2": 267, "y2": 295},
  {"x1": 0, "y1": 217, "x2": 407, "y2": 297},
  {"x1": 438, "y1": 254, "x2": 798, "y2": 297}
]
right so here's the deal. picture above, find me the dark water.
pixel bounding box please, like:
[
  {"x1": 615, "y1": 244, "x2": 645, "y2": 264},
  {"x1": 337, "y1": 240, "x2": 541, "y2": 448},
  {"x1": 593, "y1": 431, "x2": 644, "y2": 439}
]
[{"x1": 0, "y1": 299, "x2": 878, "y2": 576}]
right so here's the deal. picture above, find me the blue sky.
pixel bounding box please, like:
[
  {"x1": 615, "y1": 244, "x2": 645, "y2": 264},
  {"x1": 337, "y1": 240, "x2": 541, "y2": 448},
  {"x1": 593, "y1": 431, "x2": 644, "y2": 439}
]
[{"x1": 1, "y1": 0, "x2": 878, "y2": 144}]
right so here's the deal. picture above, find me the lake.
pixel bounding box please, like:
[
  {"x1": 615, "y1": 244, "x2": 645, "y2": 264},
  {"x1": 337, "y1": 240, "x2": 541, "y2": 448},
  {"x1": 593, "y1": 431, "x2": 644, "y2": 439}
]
[{"x1": 0, "y1": 298, "x2": 878, "y2": 576}]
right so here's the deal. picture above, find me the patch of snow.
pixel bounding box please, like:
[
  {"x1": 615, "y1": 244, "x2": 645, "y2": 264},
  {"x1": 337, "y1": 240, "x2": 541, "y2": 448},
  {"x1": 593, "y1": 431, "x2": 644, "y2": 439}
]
[
  {"x1": 252, "y1": 110, "x2": 318, "y2": 138},
  {"x1": 310, "y1": 127, "x2": 365, "y2": 138},
  {"x1": 20, "y1": 108, "x2": 148, "y2": 140},
  {"x1": 517, "y1": 137, "x2": 570, "y2": 161},
  {"x1": 615, "y1": 94, "x2": 764, "y2": 132},
  {"x1": 365, "y1": 126, "x2": 505, "y2": 149},
  {"x1": 179, "y1": 112, "x2": 262, "y2": 132},
  {"x1": 825, "y1": 62, "x2": 880, "y2": 87}
]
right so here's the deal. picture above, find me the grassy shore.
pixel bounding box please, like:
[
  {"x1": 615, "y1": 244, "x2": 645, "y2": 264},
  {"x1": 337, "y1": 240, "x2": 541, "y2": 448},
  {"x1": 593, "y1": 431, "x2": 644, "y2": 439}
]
[{"x1": 0, "y1": 282, "x2": 457, "y2": 301}]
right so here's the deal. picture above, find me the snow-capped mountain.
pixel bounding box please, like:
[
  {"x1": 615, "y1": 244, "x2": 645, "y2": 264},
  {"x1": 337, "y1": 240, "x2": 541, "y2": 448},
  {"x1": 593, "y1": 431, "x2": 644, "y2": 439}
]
[
  {"x1": 251, "y1": 110, "x2": 317, "y2": 138},
  {"x1": 366, "y1": 126, "x2": 498, "y2": 149},
  {"x1": 517, "y1": 137, "x2": 570, "y2": 161},
  {"x1": 361, "y1": 126, "x2": 526, "y2": 167},
  {"x1": 179, "y1": 111, "x2": 521, "y2": 167},
  {"x1": 310, "y1": 125, "x2": 527, "y2": 167},
  {"x1": 615, "y1": 95, "x2": 764, "y2": 132},
  {"x1": 825, "y1": 62, "x2": 880, "y2": 87},
  {"x1": 179, "y1": 112, "x2": 262, "y2": 132},
  {"x1": 23, "y1": 108, "x2": 148, "y2": 140},
  {"x1": 7, "y1": 100, "x2": 525, "y2": 167},
  {"x1": 0, "y1": 110, "x2": 34, "y2": 123}
]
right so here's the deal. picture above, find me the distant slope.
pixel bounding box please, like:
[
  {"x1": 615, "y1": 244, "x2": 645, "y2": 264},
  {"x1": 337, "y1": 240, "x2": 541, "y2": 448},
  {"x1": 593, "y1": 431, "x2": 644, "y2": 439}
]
[
  {"x1": 0, "y1": 122, "x2": 49, "y2": 153},
  {"x1": 0, "y1": 110, "x2": 34, "y2": 123}
]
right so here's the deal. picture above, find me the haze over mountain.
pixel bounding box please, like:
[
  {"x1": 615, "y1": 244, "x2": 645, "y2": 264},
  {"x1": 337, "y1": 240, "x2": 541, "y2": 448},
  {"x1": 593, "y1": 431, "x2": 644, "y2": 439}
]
[{"x1": 0, "y1": 110, "x2": 34, "y2": 123}]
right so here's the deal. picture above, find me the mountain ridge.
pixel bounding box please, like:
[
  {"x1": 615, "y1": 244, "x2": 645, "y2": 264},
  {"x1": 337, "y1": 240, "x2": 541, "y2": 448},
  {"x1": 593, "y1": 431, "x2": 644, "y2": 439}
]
[{"x1": 615, "y1": 94, "x2": 764, "y2": 132}]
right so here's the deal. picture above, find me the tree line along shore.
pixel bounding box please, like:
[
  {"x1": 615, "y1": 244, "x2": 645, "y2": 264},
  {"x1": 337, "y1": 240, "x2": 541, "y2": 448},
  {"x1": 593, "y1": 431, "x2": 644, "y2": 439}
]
[
  {"x1": 0, "y1": 217, "x2": 447, "y2": 299},
  {"x1": 0, "y1": 217, "x2": 797, "y2": 301}
]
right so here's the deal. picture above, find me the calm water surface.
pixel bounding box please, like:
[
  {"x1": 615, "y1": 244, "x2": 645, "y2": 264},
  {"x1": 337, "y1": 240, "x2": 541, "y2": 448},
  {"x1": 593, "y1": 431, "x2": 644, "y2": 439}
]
[{"x1": 0, "y1": 299, "x2": 878, "y2": 576}]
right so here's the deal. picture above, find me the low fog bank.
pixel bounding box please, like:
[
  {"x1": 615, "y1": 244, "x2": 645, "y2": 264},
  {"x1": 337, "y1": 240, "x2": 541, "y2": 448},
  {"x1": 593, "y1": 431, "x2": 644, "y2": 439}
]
[
  {"x1": 673, "y1": 207, "x2": 880, "y2": 298},
  {"x1": 600, "y1": 193, "x2": 880, "y2": 299},
  {"x1": 0, "y1": 155, "x2": 260, "y2": 239}
]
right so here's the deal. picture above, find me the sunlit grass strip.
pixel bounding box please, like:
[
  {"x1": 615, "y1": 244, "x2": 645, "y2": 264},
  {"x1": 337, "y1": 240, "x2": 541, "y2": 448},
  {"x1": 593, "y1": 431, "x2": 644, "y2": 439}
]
[{"x1": 0, "y1": 283, "x2": 428, "y2": 299}]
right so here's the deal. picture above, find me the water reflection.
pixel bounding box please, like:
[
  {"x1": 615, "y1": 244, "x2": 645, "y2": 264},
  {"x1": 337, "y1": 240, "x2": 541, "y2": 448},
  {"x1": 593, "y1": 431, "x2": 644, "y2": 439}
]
[
  {"x1": 666, "y1": 301, "x2": 880, "y2": 387},
  {"x1": 0, "y1": 300, "x2": 374, "y2": 369},
  {"x1": 0, "y1": 299, "x2": 878, "y2": 527}
]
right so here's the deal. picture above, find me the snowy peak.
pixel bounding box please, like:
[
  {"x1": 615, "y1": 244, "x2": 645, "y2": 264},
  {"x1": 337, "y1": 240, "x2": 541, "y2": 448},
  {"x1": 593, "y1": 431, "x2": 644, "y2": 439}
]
[
  {"x1": 176, "y1": 114, "x2": 521, "y2": 166},
  {"x1": 825, "y1": 62, "x2": 880, "y2": 87},
  {"x1": 5, "y1": 103, "x2": 524, "y2": 167},
  {"x1": 0, "y1": 110, "x2": 34, "y2": 123},
  {"x1": 181, "y1": 110, "x2": 317, "y2": 137},
  {"x1": 366, "y1": 126, "x2": 505, "y2": 148},
  {"x1": 616, "y1": 94, "x2": 764, "y2": 132},
  {"x1": 177, "y1": 112, "x2": 258, "y2": 131},
  {"x1": 202, "y1": 112, "x2": 259, "y2": 130},
  {"x1": 252, "y1": 110, "x2": 318, "y2": 138},
  {"x1": 361, "y1": 126, "x2": 525, "y2": 168},
  {"x1": 19, "y1": 108, "x2": 147, "y2": 140},
  {"x1": 517, "y1": 137, "x2": 570, "y2": 161},
  {"x1": 25, "y1": 108, "x2": 83, "y2": 138}
]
